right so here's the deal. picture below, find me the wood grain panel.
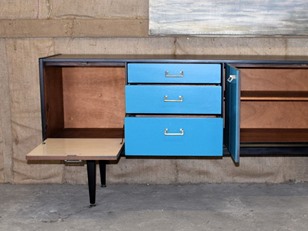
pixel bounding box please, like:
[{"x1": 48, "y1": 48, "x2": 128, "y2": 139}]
[
  {"x1": 44, "y1": 67, "x2": 64, "y2": 138},
  {"x1": 241, "y1": 101, "x2": 308, "y2": 128},
  {"x1": 241, "y1": 91, "x2": 308, "y2": 101},
  {"x1": 240, "y1": 68, "x2": 308, "y2": 91},
  {"x1": 241, "y1": 128, "x2": 308, "y2": 143},
  {"x1": 62, "y1": 67, "x2": 125, "y2": 129}
]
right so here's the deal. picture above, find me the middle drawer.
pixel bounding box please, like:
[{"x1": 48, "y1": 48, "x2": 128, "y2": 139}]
[{"x1": 126, "y1": 85, "x2": 222, "y2": 114}]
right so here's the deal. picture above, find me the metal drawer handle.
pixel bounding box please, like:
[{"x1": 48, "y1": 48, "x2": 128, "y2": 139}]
[
  {"x1": 227, "y1": 75, "x2": 236, "y2": 83},
  {"x1": 164, "y1": 95, "x2": 184, "y2": 102},
  {"x1": 164, "y1": 128, "x2": 184, "y2": 136},
  {"x1": 64, "y1": 160, "x2": 84, "y2": 166},
  {"x1": 165, "y1": 70, "x2": 184, "y2": 78}
]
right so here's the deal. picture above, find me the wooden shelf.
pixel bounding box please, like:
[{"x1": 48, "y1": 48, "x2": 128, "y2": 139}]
[
  {"x1": 241, "y1": 91, "x2": 308, "y2": 101},
  {"x1": 241, "y1": 128, "x2": 308, "y2": 143}
]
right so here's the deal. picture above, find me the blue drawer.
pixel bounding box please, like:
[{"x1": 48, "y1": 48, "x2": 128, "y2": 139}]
[
  {"x1": 127, "y1": 63, "x2": 221, "y2": 83},
  {"x1": 126, "y1": 85, "x2": 222, "y2": 114},
  {"x1": 125, "y1": 117, "x2": 223, "y2": 156}
]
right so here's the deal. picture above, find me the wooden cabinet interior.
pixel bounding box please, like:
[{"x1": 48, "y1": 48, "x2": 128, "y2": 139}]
[
  {"x1": 238, "y1": 66, "x2": 308, "y2": 143},
  {"x1": 43, "y1": 65, "x2": 125, "y2": 139}
]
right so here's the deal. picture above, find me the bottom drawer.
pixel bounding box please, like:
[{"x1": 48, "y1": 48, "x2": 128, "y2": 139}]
[{"x1": 125, "y1": 117, "x2": 223, "y2": 156}]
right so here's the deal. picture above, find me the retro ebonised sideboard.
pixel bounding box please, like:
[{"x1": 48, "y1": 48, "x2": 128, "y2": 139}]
[{"x1": 27, "y1": 54, "x2": 308, "y2": 206}]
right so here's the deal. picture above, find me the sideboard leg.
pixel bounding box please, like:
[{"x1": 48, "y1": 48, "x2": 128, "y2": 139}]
[
  {"x1": 99, "y1": 160, "x2": 106, "y2": 187},
  {"x1": 87, "y1": 160, "x2": 96, "y2": 207}
]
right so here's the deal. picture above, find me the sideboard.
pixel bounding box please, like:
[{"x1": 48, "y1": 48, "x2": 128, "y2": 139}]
[{"x1": 27, "y1": 54, "x2": 308, "y2": 206}]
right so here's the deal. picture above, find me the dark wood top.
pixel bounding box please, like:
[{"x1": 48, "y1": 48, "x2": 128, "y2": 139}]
[{"x1": 41, "y1": 54, "x2": 308, "y2": 65}]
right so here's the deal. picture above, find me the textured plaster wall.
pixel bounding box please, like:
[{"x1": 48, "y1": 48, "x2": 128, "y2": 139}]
[{"x1": 0, "y1": 0, "x2": 307, "y2": 184}]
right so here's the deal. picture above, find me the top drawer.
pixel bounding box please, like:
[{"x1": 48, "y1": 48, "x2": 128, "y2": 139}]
[{"x1": 127, "y1": 63, "x2": 221, "y2": 84}]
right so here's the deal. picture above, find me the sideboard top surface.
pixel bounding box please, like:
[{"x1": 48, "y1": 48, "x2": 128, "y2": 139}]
[{"x1": 41, "y1": 54, "x2": 308, "y2": 65}]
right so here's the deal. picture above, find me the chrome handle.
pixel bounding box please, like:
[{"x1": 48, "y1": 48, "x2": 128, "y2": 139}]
[
  {"x1": 165, "y1": 70, "x2": 184, "y2": 78},
  {"x1": 64, "y1": 160, "x2": 84, "y2": 166},
  {"x1": 227, "y1": 75, "x2": 236, "y2": 83},
  {"x1": 164, "y1": 95, "x2": 183, "y2": 102},
  {"x1": 164, "y1": 128, "x2": 184, "y2": 136}
]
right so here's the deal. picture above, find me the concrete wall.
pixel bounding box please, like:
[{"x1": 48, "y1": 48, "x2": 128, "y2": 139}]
[{"x1": 0, "y1": 0, "x2": 307, "y2": 184}]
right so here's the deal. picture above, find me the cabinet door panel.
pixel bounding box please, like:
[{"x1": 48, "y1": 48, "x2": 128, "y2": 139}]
[
  {"x1": 225, "y1": 65, "x2": 240, "y2": 164},
  {"x1": 26, "y1": 138, "x2": 123, "y2": 161}
]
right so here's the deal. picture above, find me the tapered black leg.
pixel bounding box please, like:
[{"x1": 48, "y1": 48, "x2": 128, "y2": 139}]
[
  {"x1": 99, "y1": 160, "x2": 106, "y2": 187},
  {"x1": 86, "y1": 160, "x2": 96, "y2": 207}
]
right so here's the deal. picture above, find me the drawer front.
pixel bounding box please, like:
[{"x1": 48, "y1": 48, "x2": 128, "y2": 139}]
[
  {"x1": 127, "y1": 63, "x2": 221, "y2": 83},
  {"x1": 126, "y1": 85, "x2": 222, "y2": 114},
  {"x1": 125, "y1": 117, "x2": 223, "y2": 156}
]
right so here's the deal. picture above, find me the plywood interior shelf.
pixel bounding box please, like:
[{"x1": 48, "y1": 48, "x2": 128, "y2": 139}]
[
  {"x1": 238, "y1": 66, "x2": 308, "y2": 144},
  {"x1": 43, "y1": 65, "x2": 125, "y2": 140},
  {"x1": 241, "y1": 91, "x2": 308, "y2": 101}
]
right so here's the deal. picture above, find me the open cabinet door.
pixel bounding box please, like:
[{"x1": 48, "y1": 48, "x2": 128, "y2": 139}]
[
  {"x1": 26, "y1": 138, "x2": 123, "y2": 161},
  {"x1": 225, "y1": 64, "x2": 240, "y2": 165}
]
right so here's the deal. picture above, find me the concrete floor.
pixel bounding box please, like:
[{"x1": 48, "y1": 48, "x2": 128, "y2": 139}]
[{"x1": 0, "y1": 183, "x2": 307, "y2": 231}]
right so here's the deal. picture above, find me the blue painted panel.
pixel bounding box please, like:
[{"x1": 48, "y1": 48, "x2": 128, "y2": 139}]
[
  {"x1": 128, "y1": 63, "x2": 221, "y2": 83},
  {"x1": 125, "y1": 117, "x2": 223, "y2": 156},
  {"x1": 225, "y1": 65, "x2": 240, "y2": 164},
  {"x1": 126, "y1": 85, "x2": 222, "y2": 114}
]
